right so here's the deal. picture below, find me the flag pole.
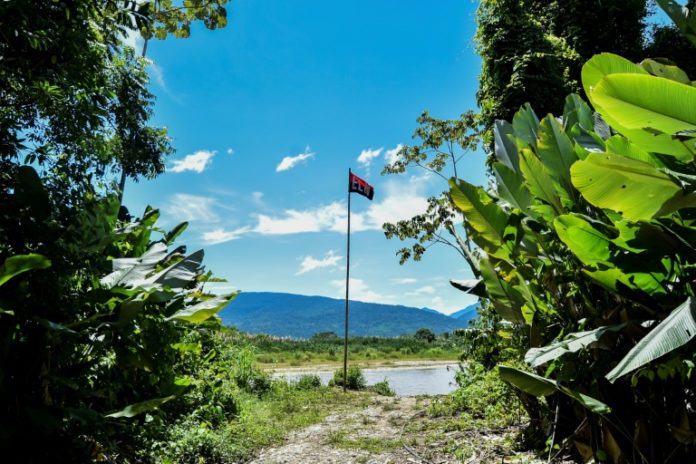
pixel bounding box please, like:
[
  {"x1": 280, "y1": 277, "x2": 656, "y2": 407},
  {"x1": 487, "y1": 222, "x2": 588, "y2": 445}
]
[{"x1": 343, "y1": 168, "x2": 352, "y2": 393}]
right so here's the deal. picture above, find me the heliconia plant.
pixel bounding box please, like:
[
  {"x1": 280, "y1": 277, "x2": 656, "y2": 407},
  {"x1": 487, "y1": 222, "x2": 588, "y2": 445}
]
[{"x1": 450, "y1": 50, "x2": 696, "y2": 462}]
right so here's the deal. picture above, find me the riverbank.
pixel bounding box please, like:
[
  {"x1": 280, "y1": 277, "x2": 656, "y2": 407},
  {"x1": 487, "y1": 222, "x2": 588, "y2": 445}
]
[{"x1": 264, "y1": 358, "x2": 458, "y2": 374}]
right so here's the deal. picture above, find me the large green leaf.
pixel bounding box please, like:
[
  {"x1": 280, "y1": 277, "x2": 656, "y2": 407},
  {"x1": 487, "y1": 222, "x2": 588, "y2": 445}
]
[
  {"x1": 101, "y1": 242, "x2": 169, "y2": 288},
  {"x1": 582, "y1": 53, "x2": 647, "y2": 96},
  {"x1": 554, "y1": 215, "x2": 611, "y2": 266},
  {"x1": 536, "y1": 115, "x2": 578, "y2": 204},
  {"x1": 512, "y1": 103, "x2": 540, "y2": 148},
  {"x1": 499, "y1": 365, "x2": 555, "y2": 396},
  {"x1": 148, "y1": 249, "x2": 205, "y2": 289},
  {"x1": 166, "y1": 293, "x2": 236, "y2": 324},
  {"x1": 165, "y1": 222, "x2": 189, "y2": 245},
  {"x1": 604, "y1": 136, "x2": 663, "y2": 167},
  {"x1": 590, "y1": 73, "x2": 696, "y2": 160},
  {"x1": 563, "y1": 93, "x2": 593, "y2": 132},
  {"x1": 499, "y1": 366, "x2": 611, "y2": 414},
  {"x1": 594, "y1": 73, "x2": 696, "y2": 133},
  {"x1": 525, "y1": 323, "x2": 627, "y2": 368},
  {"x1": 0, "y1": 254, "x2": 51, "y2": 287},
  {"x1": 479, "y1": 258, "x2": 525, "y2": 324},
  {"x1": 449, "y1": 279, "x2": 486, "y2": 298},
  {"x1": 519, "y1": 149, "x2": 562, "y2": 215},
  {"x1": 640, "y1": 58, "x2": 690, "y2": 84},
  {"x1": 494, "y1": 120, "x2": 521, "y2": 173},
  {"x1": 449, "y1": 178, "x2": 508, "y2": 248},
  {"x1": 493, "y1": 162, "x2": 534, "y2": 212},
  {"x1": 584, "y1": 268, "x2": 667, "y2": 296},
  {"x1": 606, "y1": 298, "x2": 696, "y2": 383},
  {"x1": 571, "y1": 152, "x2": 681, "y2": 221},
  {"x1": 105, "y1": 395, "x2": 177, "y2": 418}
]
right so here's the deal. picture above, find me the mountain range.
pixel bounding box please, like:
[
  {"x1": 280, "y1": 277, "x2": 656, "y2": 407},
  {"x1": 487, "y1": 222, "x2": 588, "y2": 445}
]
[
  {"x1": 219, "y1": 292, "x2": 479, "y2": 339},
  {"x1": 450, "y1": 302, "x2": 481, "y2": 320}
]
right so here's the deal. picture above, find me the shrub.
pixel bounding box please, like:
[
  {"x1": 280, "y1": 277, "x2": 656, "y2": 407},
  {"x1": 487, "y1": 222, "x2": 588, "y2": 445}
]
[
  {"x1": 294, "y1": 374, "x2": 322, "y2": 390},
  {"x1": 328, "y1": 366, "x2": 366, "y2": 390},
  {"x1": 371, "y1": 378, "x2": 396, "y2": 397}
]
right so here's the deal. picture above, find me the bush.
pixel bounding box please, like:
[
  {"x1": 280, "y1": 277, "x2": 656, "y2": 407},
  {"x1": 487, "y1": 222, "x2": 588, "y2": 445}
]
[
  {"x1": 429, "y1": 362, "x2": 518, "y2": 428},
  {"x1": 328, "y1": 366, "x2": 366, "y2": 390},
  {"x1": 371, "y1": 378, "x2": 396, "y2": 397},
  {"x1": 294, "y1": 374, "x2": 322, "y2": 390}
]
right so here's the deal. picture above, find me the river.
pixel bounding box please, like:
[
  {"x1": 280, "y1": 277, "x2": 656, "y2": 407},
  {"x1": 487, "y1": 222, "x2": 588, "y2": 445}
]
[{"x1": 273, "y1": 363, "x2": 459, "y2": 396}]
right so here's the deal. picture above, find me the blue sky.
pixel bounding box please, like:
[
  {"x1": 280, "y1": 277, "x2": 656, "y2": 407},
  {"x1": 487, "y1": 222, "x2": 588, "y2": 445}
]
[{"x1": 123, "y1": 0, "x2": 486, "y2": 314}]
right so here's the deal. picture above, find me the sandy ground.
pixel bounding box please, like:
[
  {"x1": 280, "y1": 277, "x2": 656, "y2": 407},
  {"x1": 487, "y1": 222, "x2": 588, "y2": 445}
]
[{"x1": 246, "y1": 396, "x2": 551, "y2": 464}]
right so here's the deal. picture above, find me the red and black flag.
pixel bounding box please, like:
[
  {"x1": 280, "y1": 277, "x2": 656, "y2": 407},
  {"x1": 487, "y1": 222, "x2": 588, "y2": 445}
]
[{"x1": 348, "y1": 171, "x2": 374, "y2": 200}]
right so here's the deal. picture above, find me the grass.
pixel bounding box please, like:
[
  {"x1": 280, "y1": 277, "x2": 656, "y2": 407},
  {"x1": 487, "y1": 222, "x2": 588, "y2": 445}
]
[
  {"x1": 219, "y1": 328, "x2": 464, "y2": 369},
  {"x1": 223, "y1": 384, "x2": 371, "y2": 460},
  {"x1": 326, "y1": 430, "x2": 402, "y2": 454}
]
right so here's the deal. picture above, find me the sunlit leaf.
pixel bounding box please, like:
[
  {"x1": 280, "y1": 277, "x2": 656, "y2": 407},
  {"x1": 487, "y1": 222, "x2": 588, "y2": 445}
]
[
  {"x1": 554, "y1": 214, "x2": 611, "y2": 266},
  {"x1": 606, "y1": 298, "x2": 696, "y2": 382},
  {"x1": 571, "y1": 152, "x2": 681, "y2": 221},
  {"x1": 0, "y1": 254, "x2": 51, "y2": 287},
  {"x1": 105, "y1": 395, "x2": 177, "y2": 418},
  {"x1": 526, "y1": 323, "x2": 627, "y2": 367},
  {"x1": 499, "y1": 366, "x2": 611, "y2": 414},
  {"x1": 166, "y1": 293, "x2": 236, "y2": 324}
]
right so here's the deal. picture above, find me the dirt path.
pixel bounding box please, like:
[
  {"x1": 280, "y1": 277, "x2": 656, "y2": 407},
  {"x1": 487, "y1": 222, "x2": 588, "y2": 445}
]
[{"x1": 247, "y1": 395, "x2": 546, "y2": 464}]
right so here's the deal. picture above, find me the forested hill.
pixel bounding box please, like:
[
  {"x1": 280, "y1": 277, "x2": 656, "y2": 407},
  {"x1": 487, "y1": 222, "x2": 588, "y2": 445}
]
[{"x1": 220, "y1": 292, "x2": 474, "y2": 338}]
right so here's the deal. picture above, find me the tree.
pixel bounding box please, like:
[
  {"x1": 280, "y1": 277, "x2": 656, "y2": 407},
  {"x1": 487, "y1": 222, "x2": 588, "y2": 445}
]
[
  {"x1": 382, "y1": 111, "x2": 480, "y2": 269},
  {"x1": 476, "y1": 0, "x2": 648, "y2": 149},
  {"x1": 415, "y1": 327, "x2": 436, "y2": 343},
  {"x1": 0, "y1": 1, "x2": 233, "y2": 461}
]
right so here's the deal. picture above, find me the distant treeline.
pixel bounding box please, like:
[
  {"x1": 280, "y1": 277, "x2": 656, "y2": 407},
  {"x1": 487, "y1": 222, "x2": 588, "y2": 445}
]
[{"x1": 221, "y1": 327, "x2": 466, "y2": 366}]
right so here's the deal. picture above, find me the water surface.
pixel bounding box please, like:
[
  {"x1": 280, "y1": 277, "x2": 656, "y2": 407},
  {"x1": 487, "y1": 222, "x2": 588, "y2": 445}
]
[{"x1": 275, "y1": 363, "x2": 458, "y2": 396}]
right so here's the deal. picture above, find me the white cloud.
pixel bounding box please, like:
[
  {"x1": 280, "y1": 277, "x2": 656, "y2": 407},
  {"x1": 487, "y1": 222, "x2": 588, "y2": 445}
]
[
  {"x1": 149, "y1": 62, "x2": 167, "y2": 90},
  {"x1": 227, "y1": 148, "x2": 235, "y2": 155},
  {"x1": 385, "y1": 144, "x2": 404, "y2": 165},
  {"x1": 357, "y1": 147, "x2": 383, "y2": 167},
  {"x1": 391, "y1": 277, "x2": 418, "y2": 284},
  {"x1": 276, "y1": 147, "x2": 315, "y2": 172},
  {"x1": 430, "y1": 296, "x2": 445, "y2": 310},
  {"x1": 201, "y1": 226, "x2": 252, "y2": 245},
  {"x1": 238, "y1": 175, "x2": 428, "y2": 236},
  {"x1": 255, "y1": 202, "x2": 346, "y2": 234},
  {"x1": 186, "y1": 174, "x2": 432, "y2": 245},
  {"x1": 406, "y1": 285, "x2": 436, "y2": 296},
  {"x1": 169, "y1": 150, "x2": 215, "y2": 173},
  {"x1": 330, "y1": 278, "x2": 386, "y2": 303},
  {"x1": 296, "y1": 250, "x2": 342, "y2": 275},
  {"x1": 354, "y1": 175, "x2": 430, "y2": 229},
  {"x1": 164, "y1": 194, "x2": 219, "y2": 223}
]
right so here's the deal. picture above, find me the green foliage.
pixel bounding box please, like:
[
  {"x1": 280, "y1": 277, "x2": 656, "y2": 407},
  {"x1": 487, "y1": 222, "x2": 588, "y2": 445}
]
[
  {"x1": 414, "y1": 327, "x2": 436, "y2": 343},
  {"x1": 136, "y1": 0, "x2": 230, "y2": 41},
  {"x1": 0, "y1": 254, "x2": 51, "y2": 287},
  {"x1": 381, "y1": 111, "x2": 480, "y2": 265},
  {"x1": 229, "y1": 329, "x2": 465, "y2": 367},
  {"x1": 329, "y1": 366, "x2": 367, "y2": 390},
  {"x1": 294, "y1": 374, "x2": 322, "y2": 390},
  {"x1": 448, "y1": 43, "x2": 696, "y2": 460},
  {"x1": 474, "y1": 0, "x2": 695, "y2": 153},
  {"x1": 430, "y1": 361, "x2": 519, "y2": 429},
  {"x1": 0, "y1": 2, "x2": 232, "y2": 460},
  {"x1": 371, "y1": 379, "x2": 396, "y2": 397}
]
